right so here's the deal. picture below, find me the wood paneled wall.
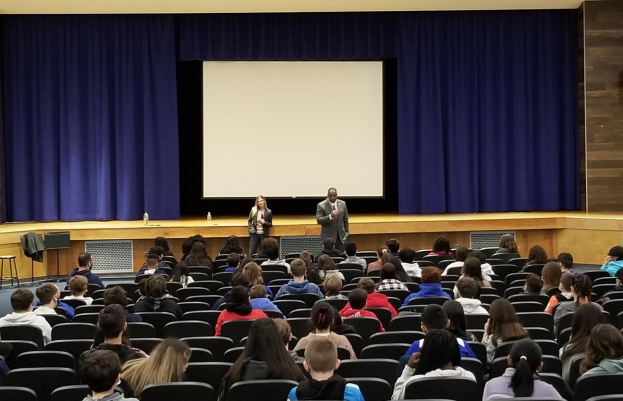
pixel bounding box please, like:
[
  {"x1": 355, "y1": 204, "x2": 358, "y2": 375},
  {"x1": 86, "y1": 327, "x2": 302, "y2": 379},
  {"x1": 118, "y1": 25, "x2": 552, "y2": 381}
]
[{"x1": 582, "y1": 0, "x2": 623, "y2": 211}]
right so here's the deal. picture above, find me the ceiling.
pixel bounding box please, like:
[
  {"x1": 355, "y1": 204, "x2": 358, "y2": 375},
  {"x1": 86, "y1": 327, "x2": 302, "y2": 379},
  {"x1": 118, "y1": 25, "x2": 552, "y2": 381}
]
[{"x1": 0, "y1": 0, "x2": 584, "y2": 14}]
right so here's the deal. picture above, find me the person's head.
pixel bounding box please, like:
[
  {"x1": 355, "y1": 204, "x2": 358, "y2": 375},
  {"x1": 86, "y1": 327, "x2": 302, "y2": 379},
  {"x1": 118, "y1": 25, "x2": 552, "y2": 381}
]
[
  {"x1": 488, "y1": 299, "x2": 527, "y2": 342},
  {"x1": 380, "y1": 262, "x2": 398, "y2": 281},
  {"x1": 243, "y1": 262, "x2": 263, "y2": 286},
  {"x1": 527, "y1": 245, "x2": 548, "y2": 264},
  {"x1": 608, "y1": 246, "x2": 623, "y2": 262},
  {"x1": 36, "y1": 284, "x2": 59, "y2": 308},
  {"x1": 562, "y1": 303, "x2": 607, "y2": 359},
  {"x1": 616, "y1": 269, "x2": 623, "y2": 288},
  {"x1": 103, "y1": 286, "x2": 129, "y2": 308},
  {"x1": 273, "y1": 318, "x2": 292, "y2": 348},
  {"x1": 311, "y1": 301, "x2": 335, "y2": 330},
  {"x1": 188, "y1": 242, "x2": 208, "y2": 260},
  {"x1": 581, "y1": 323, "x2": 623, "y2": 374},
  {"x1": 357, "y1": 277, "x2": 376, "y2": 294},
  {"x1": 443, "y1": 300, "x2": 469, "y2": 339},
  {"x1": 507, "y1": 339, "x2": 543, "y2": 397},
  {"x1": 323, "y1": 238, "x2": 335, "y2": 250},
  {"x1": 344, "y1": 242, "x2": 357, "y2": 257},
  {"x1": 327, "y1": 187, "x2": 338, "y2": 203},
  {"x1": 571, "y1": 274, "x2": 592, "y2": 303},
  {"x1": 324, "y1": 275, "x2": 343, "y2": 296},
  {"x1": 230, "y1": 285, "x2": 250, "y2": 304},
  {"x1": 454, "y1": 246, "x2": 469, "y2": 262},
  {"x1": 10, "y1": 288, "x2": 34, "y2": 312},
  {"x1": 149, "y1": 246, "x2": 164, "y2": 259},
  {"x1": 376, "y1": 245, "x2": 390, "y2": 264},
  {"x1": 223, "y1": 235, "x2": 241, "y2": 252},
  {"x1": 265, "y1": 243, "x2": 280, "y2": 260},
  {"x1": 398, "y1": 248, "x2": 416, "y2": 264},
  {"x1": 348, "y1": 289, "x2": 367, "y2": 310},
  {"x1": 523, "y1": 274, "x2": 542, "y2": 294},
  {"x1": 389, "y1": 257, "x2": 412, "y2": 282},
  {"x1": 432, "y1": 236, "x2": 451, "y2": 253},
  {"x1": 254, "y1": 195, "x2": 267, "y2": 211},
  {"x1": 227, "y1": 253, "x2": 240, "y2": 268},
  {"x1": 557, "y1": 252, "x2": 573, "y2": 270},
  {"x1": 304, "y1": 337, "x2": 340, "y2": 377},
  {"x1": 386, "y1": 238, "x2": 400, "y2": 254},
  {"x1": 82, "y1": 350, "x2": 123, "y2": 395},
  {"x1": 144, "y1": 274, "x2": 167, "y2": 298},
  {"x1": 171, "y1": 262, "x2": 190, "y2": 283},
  {"x1": 78, "y1": 252, "x2": 93, "y2": 269},
  {"x1": 456, "y1": 277, "x2": 479, "y2": 299},
  {"x1": 414, "y1": 329, "x2": 461, "y2": 375},
  {"x1": 318, "y1": 254, "x2": 336, "y2": 272},
  {"x1": 498, "y1": 234, "x2": 518, "y2": 253},
  {"x1": 462, "y1": 257, "x2": 483, "y2": 282},
  {"x1": 121, "y1": 339, "x2": 191, "y2": 396},
  {"x1": 260, "y1": 237, "x2": 278, "y2": 252},
  {"x1": 154, "y1": 237, "x2": 170, "y2": 254},
  {"x1": 559, "y1": 272, "x2": 574, "y2": 293},
  {"x1": 69, "y1": 275, "x2": 89, "y2": 297},
  {"x1": 541, "y1": 262, "x2": 562, "y2": 291},
  {"x1": 421, "y1": 304, "x2": 449, "y2": 333},
  {"x1": 146, "y1": 253, "x2": 159, "y2": 268},
  {"x1": 97, "y1": 304, "x2": 127, "y2": 340},
  {"x1": 290, "y1": 259, "x2": 306, "y2": 279},
  {"x1": 468, "y1": 251, "x2": 487, "y2": 264},
  {"x1": 250, "y1": 284, "x2": 267, "y2": 299},
  {"x1": 226, "y1": 318, "x2": 304, "y2": 387},
  {"x1": 240, "y1": 256, "x2": 254, "y2": 270},
  {"x1": 299, "y1": 251, "x2": 313, "y2": 266},
  {"x1": 231, "y1": 271, "x2": 251, "y2": 287},
  {"x1": 421, "y1": 267, "x2": 442, "y2": 284}
]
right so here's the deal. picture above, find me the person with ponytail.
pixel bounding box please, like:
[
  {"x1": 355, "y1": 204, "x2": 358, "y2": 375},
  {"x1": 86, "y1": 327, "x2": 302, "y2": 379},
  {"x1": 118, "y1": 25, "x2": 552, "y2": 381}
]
[
  {"x1": 554, "y1": 274, "x2": 603, "y2": 335},
  {"x1": 293, "y1": 301, "x2": 356, "y2": 359},
  {"x1": 483, "y1": 339, "x2": 564, "y2": 400}
]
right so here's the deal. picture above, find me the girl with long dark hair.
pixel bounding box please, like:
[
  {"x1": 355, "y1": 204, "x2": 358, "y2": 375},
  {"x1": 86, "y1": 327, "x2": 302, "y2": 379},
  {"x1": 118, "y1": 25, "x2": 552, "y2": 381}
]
[
  {"x1": 169, "y1": 262, "x2": 194, "y2": 288},
  {"x1": 482, "y1": 299, "x2": 528, "y2": 363}
]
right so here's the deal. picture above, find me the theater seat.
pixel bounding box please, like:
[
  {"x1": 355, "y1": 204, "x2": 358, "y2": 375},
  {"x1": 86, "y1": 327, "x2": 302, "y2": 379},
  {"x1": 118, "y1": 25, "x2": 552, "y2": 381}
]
[
  {"x1": 4, "y1": 367, "x2": 79, "y2": 401},
  {"x1": 403, "y1": 376, "x2": 480, "y2": 401},
  {"x1": 141, "y1": 382, "x2": 216, "y2": 401},
  {"x1": 0, "y1": 387, "x2": 37, "y2": 401},
  {"x1": 227, "y1": 380, "x2": 298, "y2": 401}
]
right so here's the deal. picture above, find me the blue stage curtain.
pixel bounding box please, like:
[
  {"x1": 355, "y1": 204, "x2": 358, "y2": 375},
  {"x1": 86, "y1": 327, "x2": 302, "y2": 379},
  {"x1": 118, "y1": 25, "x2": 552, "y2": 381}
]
[{"x1": 1, "y1": 15, "x2": 180, "y2": 221}]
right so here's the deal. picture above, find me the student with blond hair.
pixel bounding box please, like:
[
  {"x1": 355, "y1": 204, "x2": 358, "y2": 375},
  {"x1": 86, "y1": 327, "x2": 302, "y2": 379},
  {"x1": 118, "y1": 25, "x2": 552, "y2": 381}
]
[{"x1": 64, "y1": 275, "x2": 94, "y2": 305}]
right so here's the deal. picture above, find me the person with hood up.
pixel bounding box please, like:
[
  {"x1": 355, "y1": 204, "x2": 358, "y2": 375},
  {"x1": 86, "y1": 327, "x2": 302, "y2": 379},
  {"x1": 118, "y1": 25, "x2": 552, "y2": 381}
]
[
  {"x1": 275, "y1": 259, "x2": 324, "y2": 299},
  {"x1": 133, "y1": 275, "x2": 183, "y2": 319},
  {"x1": 215, "y1": 286, "x2": 268, "y2": 336},
  {"x1": 402, "y1": 267, "x2": 451, "y2": 306},
  {"x1": 0, "y1": 288, "x2": 52, "y2": 344},
  {"x1": 67, "y1": 252, "x2": 104, "y2": 288},
  {"x1": 601, "y1": 245, "x2": 623, "y2": 277},
  {"x1": 581, "y1": 323, "x2": 623, "y2": 375},
  {"x1": 455, "y1": 277, "x2": 488, "y2": 314}
]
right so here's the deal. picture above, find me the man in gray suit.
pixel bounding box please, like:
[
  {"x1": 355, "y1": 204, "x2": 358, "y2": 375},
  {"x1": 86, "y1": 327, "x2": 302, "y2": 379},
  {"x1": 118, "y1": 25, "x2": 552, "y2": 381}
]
[{"x1": 316, "y1": 187, "x2": 349, "y2": 252}]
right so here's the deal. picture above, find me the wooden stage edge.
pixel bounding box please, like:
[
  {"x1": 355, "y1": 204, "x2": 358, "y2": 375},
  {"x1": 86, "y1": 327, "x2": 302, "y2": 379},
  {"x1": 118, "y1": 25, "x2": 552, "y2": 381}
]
[{"x1": 0, "y1": 212, "x2": 622, "y2": 279}]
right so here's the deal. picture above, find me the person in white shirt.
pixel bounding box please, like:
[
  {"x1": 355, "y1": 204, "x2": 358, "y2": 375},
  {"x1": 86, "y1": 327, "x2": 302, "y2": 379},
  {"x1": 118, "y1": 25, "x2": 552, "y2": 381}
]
[
  {"x1": 392, "y1": 329, "x2": 476, "y2": 400},
  {"x1": 339, "y1": 242, "x2": 367, "y2": 270},
  {"x1": 63, "y1": 275, "x2": 94, "y2": 305},
  {"x1": 0, "y1": 288, "x2": 52, "y2": 344},
  {"x1": 318, "y1": 255, "x2": 345, "y2": 281},
  {"x1": 455, "y1": 277, "x2": 489, "y2": 315},
  {"x1": 34, "y1": 283, "x2": 61, "y2": 315},
  {"x1": 468, "y1": 251, "x2": 495, "y2": 278},
  {"x1": 399, "y1": 248, "x2": 421, "y2": 278},
  {"x1": 453, "y1": 257, "x2": 492, "y2": 298},
  {"x1": 442, "y1": 246, "x2": 469, "y2": 275},
  {"x1": 260, "y1": 243, "x2": 291, "y2": 274}
]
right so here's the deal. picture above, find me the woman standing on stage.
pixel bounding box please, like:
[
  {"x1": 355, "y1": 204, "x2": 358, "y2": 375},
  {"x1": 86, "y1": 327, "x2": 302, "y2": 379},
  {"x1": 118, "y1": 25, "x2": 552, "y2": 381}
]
[{"x1": 248, "y1": 195, "x2": 273, "y2": 255}]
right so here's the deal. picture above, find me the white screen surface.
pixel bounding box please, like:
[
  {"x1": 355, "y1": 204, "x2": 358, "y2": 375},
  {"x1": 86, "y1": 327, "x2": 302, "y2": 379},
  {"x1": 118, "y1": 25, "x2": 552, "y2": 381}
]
[{"x1": 202, "y1": 61, "x2": 383, "y2": 198}]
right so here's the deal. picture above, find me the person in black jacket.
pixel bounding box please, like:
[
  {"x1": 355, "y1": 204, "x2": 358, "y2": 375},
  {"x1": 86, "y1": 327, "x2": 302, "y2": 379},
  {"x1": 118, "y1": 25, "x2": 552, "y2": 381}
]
[
  {"x1": 248, "y1": 196, "x2": 273, "y2": 256},
  {"x1": 133, "y1": 275, "x2": 182, "y2": 319}
]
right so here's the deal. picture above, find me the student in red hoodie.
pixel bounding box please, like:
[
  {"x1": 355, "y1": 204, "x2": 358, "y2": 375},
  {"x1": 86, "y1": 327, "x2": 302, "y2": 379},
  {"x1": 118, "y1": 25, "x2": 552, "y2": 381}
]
[
  {"x1": 215, "y1": 286, "x2": 268, "y2": 336},
  {"x1": 344, "y1": 277, "x2": 397, "y2": 317},
  {"x1": 339, "y1": 289, "x2": 384, "y2": 331}
]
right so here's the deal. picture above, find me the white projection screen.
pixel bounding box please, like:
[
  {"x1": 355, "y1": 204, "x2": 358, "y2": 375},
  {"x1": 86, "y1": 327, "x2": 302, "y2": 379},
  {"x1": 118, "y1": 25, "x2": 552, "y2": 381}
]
[{"x1": 202, "y1": 61, "x2": 384, "y2": 198}]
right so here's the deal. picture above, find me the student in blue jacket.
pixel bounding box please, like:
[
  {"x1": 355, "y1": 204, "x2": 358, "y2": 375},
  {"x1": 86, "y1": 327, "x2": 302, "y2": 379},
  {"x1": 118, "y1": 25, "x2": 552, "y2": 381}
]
[
  {"x1": 249, "y1": 284, "x2": 284, "y2": 317},
  {"x1": 402, "y1": 267, "x2": 451, "y2": 306},
  {"x1": 601, "y1": 246, "x2": 623, "y2": 277}
]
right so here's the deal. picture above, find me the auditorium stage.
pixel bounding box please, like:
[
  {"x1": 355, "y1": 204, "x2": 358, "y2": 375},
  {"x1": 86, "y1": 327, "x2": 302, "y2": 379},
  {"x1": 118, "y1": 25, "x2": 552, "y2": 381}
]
[{"x1": 0, "y1": 211, "x2": 621, "y2": 279}]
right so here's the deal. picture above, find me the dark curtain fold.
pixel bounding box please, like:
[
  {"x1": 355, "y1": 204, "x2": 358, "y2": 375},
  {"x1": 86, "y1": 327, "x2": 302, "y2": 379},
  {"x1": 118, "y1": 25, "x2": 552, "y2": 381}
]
[{"x1": 1, "y1": 15, "x2": 180, "y2": 221}]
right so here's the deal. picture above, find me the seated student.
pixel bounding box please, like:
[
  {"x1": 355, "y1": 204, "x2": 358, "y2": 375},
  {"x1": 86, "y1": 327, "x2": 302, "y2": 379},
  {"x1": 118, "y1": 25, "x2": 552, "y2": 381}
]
[
  {"x1": 444, "y1": 300, "x2": 478, "y2": 342},
  {"x1": 339, "y1": 289, "x2": 384, "y2": 331},
  {"x1": 524, "y1": 273, "x2": 543, "y2": 294},
  {"x1": 288, "y1": 337, "x2": 365, "y2": 401},
  {"x1": 601, "y1": 245, "x2": 623, "y2": 277},
  {"x1": 215, "y1": 286, "x2": 268, "y2": 336},
  {"x1": 220, "y1": 235, "x2": 245, "y2": 256},
  {"x1": 442, "y1": 246, "x2": 469, "y2": 275},
  {"x1": 386, "y1": 238, "x2": 400, "y2": 257},
  {"x1": 136, "y1": 253, "x2": 169, "y2": 277},
  {"x1": 455, "y1": 277, "x2": 488, "y2": 314},
  {"x1": 255, "y1": 237, "x2": 277, "y2": 259},
  {"x1": 67, "y1": 252, "x2": 104, "y2": 289},
  {"x1": 300, "y1": 251, "x2": 322, "y2": 285},
  {"x1": 558, "y1": 252, "x2": 578, "y2": 275},
  {"x1": 81, "y1": 350, "x2": 139, "y2": 401},
  {"x1": 403, "y1": 304, "x2": 476, "y2": 359},
  {"x1": 453, "y1": 256, "x2": 491, "y2": 298},
  {"x1": 581, "y1": 323, "x2": 623, "y2": 375},
  {"x1": 393, "y1": 330, "x2": 476, "y2": 400},
  {"x1": 403, "y1": 267, "x2": 450, "y2": 306},
  {"x1": 133, "y1": 275, "x2": 183, "y2": 319},
  {"x1": 554, "y1": 275, "x2": 603, "y2": 334},
  {"x1": 213, "y1": 272, "x2": 251, "y2": 311},
  {"x1": 324, "y1": 275, "x2": 348, "y2": 300},
  {"x1": 81, "y1": 305, "x2": 146, "y2": 366},
  {"x1": 261, "y1": 243, "x2": 291, "y2": 273},
  {"x1": 275, "y1": 259, "x2": 324, "y2": 299},
  {"x1": 367, "y1": 246, "x2": 389, "y2": 274},
  {"x1": 350, "y1": 277, "x2": 397, "y2": 316},
  {"x1": 249, "y1": 284, "x2": 283, "y2": 315},
  {"x1": 523, "y1": 245, "x2": 549, "y2": 271},
  {"x1": 545, "y1": 273, "x2": 574, "y2": 313},
  {"x1": 377, "y1": 263, "x2": 409, "y2": 292},
  {"x1": 483, "y1": 339, "x2": 564, "y2": 400},
  {"x1": 318, "y1": 255, "x2": 345, "y2": 282},
  {"x1": 332, "y1": 310, "x2": 357, "y2": 336},
  {"x1": 244, "y1": 262, "x2": 274, "y2": 299},
  {"x1": 497, "y1": 234, "x2": 519, "y2": 254},
  {"x1": 184, "y1": 241, "x2": 214, "y2": 268},
  {"x1": 168, "y1": 262, "x2": 194, "y2": 288},
  {"x1": 103, "y1": 286, "x2": 142, "y2": 322},
  {"x1": 121, "y1": 339, "x2": 191, "y2": 398},
  {"x1": 541, "y1": 262, "x2": 562, "y2": 294},
  {"x1": 220, "y1": 319, "x2": 305, "y2": 400},
  {"x1": 338, "y1": 242, "x2": 367, "y2": 270},
  {"x1": 317, "y1": 238, "x2": 345, "y2": 259},
  {"x1": 398, "y1": 248, "x2": 421, "y2": 278},
  {"x1": 274, "y1": 318, "x2": 302, "y2": 361},
  {"x1": 482, "y1": 299, "x2": 529, "y2": 363},
  {"x1": 294, "y1": 302, "x2": 356, "y2": 359},
  {"x1": 0, "y1": 288, "x2": 52, "y2": 344},
  {"x1": 63, "y1": 275, "x2": 94, "y2": 305},
  {"x1": 224, "y1": 252, "x2": 240, "y2": 272},
  {"x1": 34, "y1": 283, "x2": 75, "y2": 321},
  {"x1": 428, "y1": 235, "x2": 453, "y2": 256}
]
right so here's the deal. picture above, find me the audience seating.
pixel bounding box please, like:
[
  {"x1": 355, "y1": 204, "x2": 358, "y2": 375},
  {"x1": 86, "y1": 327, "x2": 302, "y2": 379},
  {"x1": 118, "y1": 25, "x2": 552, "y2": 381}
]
[
  {"x1": 166, "y1": 281, "x2": 183, "y2": 295},
  {"x1": 490, "y1": 355, "x2": 562, "y2": 377},
  {"x1": 414, "y1": 250, "x2": 433, "y2": 259},
  {"x1": 341, "y1": 269, "x2": 364, "y2": 283},
  {"x1": 403, "y1": 376, "x2": 481, "y2": 401},
  {"x1": 459, "y1": 357, "x2": 484, "y2": 386},
  {"x1": 344, "y1": 317, "x2": 382, "y2": 341},
  {"x1": 189, "y1": 272, "x2": 211, "y2": 282},
  {"x1": 386, "y1": 297, "x2": 403, "y2": 311},
  {"x1": 186, "y1": 295, "x2": 222, "y2": 305},
  {"x1": 182, "y1": 337, "x2": 234, "y2": 361},
  {"x1": 286, "y1": 317, "x2": 313, "y2": 340},
  {"x1": 61, "y1": 299, "x2": 87, "y2": 310},
  {"x1": 1, "y1": 326, "x2": 45, "y2": 349},
  {"x1": 262, "y1": 265, "x2": 288, "y2": 274},
  {"x1": 221, "y1": 320, "x2": 255, "y2": 344},
  {"x1": 512, "y1": 301, "x2": 545, "y2": 313},
  {"x1": 176, "y1": 287, "x2": 211, "y2": 301},
  {"x1": 338, "y1": 262, "x2": 364, "y2": 271},
  {"x1": 273, "y1": 300, "x2": 307, "y2": 317},
  {"x1": 0, "y1": 387, "x2": 38, "y2": 401},
  {"x1": 188, "y1": 280, "x2": 225, "y2": 294},
  {"x1": 164, "y1": 320, "x2": 214, "y2": 338},
  {"x1": 73, "y1": 313, "x2": 99, "y2": 324},
  {"x1": 126, "y1": 322, "x2": 156, "y2": 338},
  {"x1": 389, "y1": 315, "x2": 421, "y2": 332},
  {"x1": 3, "y1": 340, "x2": 38, "y2": 356},
  {"x1": 136, "y1": 312, "x2": 177, "y2": 337},
  {"x1": 228, "y1": 379, "x2": 298, "y2": 401},
  {"x1": 182, "y1": 310, "x2": 221, "y2": 328},
  {"x1": 45, "y1": 339, "x2": 92, "y2": 365},
  {"x1": 525, "y1": 327, "x2": 552, "y2": 340},
  {"x1": 49, "y1": 385, "x2": 95, "y2": 401},
  {"x1": 278, "y1": 294, "x2": 320, "y2": 308},
  {"x1": 465, "y1": 313, "x2": 489, "y2": 330},
  {"x1": 368, "y1": 331, "x2": 424, "y2": 345},
  {"x1": 52, "y1": 322, "x2": 96, "y2": 341},
  {"x1": 407, "y1": 296, "x2": 448, "y2": 307},
  {"x1": 361, "y1": 343, "x2": 410, "y2": 361},
  {"x1": 189, "y1": 347, "x2": 213, "y2": 362},
  {"x1": 336, "y1": 359, "x2": 398, "y2": 386},
  {"x1": 4, "y1": 367, "x2": 79, "y2": 401},
  {"x1": 288, "y1": 308, "x2": 312, "y2": 318},
  {"x1": 343, "y1": 333, "x2": 364, "y2": 358},
  {"x1": 141, "y1": 382, "x2": 216, "y2": 401},
  {"x1": 346, "y1": 377, "x2": 392, "y2": 401},
  {"x1": 16, "y1": 350, "x2": 75, "y2": 370},
  {"x1": 262, "y1": 271, "x2": 287, "y2": 284},
  {"x1": 41, "y1": 314, "x2": 67, "y2": 327},
  {"x1": 296, "y1": 346, "x2": 351, "y2": 360},
  {"x1": 537, "y1": 373, "x2": 573, "y2": 401},
  {"x1": 367, "y1": 307, "x2": 393, "y2": 329},
  {"x1": 523, "y1": 264, "x2": 545, "y2": 275},
  {"x1": 467, "y1": 341, "x2": 487, "y2": 367},
  {"x1": 178, "y1": 301, "x2": 212, "y2": 313},
  {"x1": 212, "y1": 272, "x2": 233, "y2": 286},
  {"x1": 584, "y1": 270, "x2": 611, "y2": 282},
  {"x1": 517, "y1": 312, "x2": 554, "y2": 336},
  {"x1": 586, "y1": 396, "x2": 623, "y2": 401},
  {"x1": 130, "y1": 338, "x2": 163, "y2": 354},
  {"x1": 574, "y1": 373, "x2": 623, "y2": 401},
  {"x1": 423, "y1": 254, "x2": 451, "y2": 265},
  {"x1": 223, "y1": 346, "x2": 245, "y2": 363}
]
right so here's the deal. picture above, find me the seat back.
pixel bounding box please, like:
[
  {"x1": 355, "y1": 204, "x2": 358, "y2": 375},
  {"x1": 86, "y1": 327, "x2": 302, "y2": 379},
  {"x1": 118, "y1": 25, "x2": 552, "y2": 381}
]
[
  {"x1": 49, "y1": 385, "x2": 92, "y2": 401},
  {"x1": 45, "y1": 340, "x2": 92, "y2": 365},
  {"x1": 52, "y1": 322, "x2": 97, "y2": 341},
  {"x1": 136, "y1": 312, "x2": 177, "y2": 337},
  {"x1": 189, "y1": 348, "x2": 213, "y2": 362},
  {"x1": 407, "y1": 297, "x2": 448, "y2": 306},
  {"x1": 16, "y1": 350, "x2": 75, "y2": 370},
  {"x1": 0, "y1": 325, "x2": 45, "y2": 349},
  {"x1": 286, "y1": 317, "x2": 313, "y2": 340},
  {"x1": 574, "y1": 373, "x2": 623, "y2": 401},
  {"x1": 73, "y1": 313, "x2": 100, "y2": 324},
  {"x1": 186, "y1": 362, "x2": 232, "y2": 393},
  {"x1": 3, "y1": 340, "x2": 38, "y2": 356},
  {"x1": 403, "y1": 376, "x2": 481, "y2": 401},
  {"x1": 4, "y1": 368, "x2": 79, "y2": 401},
  {"x1": 141, "y1": 382, "x2": 216, "y2": 401},
  {"x1": 221, "y1": 320, "x2": 256, "y2": 344},
  {"x1": 176, "y1": 287, "x2": 211, "y2": 301},
  {"x1": 389, "y1": 315, "x2": 421, "y2": 332},
  {"x1": 361, "y1": 343, "x2": 410, "y2": 361},
  {"x1": 182, "y1": 310, "x2": 221, "y2": 328},
  {"x1": 465, "y1": 314, "x2": 489, "y2": 330},
  {"x1": 278, "y1": 294, "x2": 320, "y2": 308},
  {"x1": 368, "y1": 330, "x2": 425, "y2": 345},
  {"x1": 130, "y1": 338, "x2": 163, "y2": 354},
  {"x1": 273, "y1": 300, "x2": 307, "y2": 317},
  {"x1": 164, "y1": 320, "x2": 214, "y2": 338},
  {"x1": 74, "y1": 305, "x2": 105, "y2": 315},
  {"x1": 367, "y1": 307, "x2": 393, "y2": 330},
  {"x1": 0, "y1": 387, "x2": 38, "y2": 401},
  {"x1": 127, "y1": 322, "x2": 157, "y2": 338},
  {"x1": 182, "y1": 337, "x2": 234, "y2": 361},
  {"x1": 517, "y1": 312, "x2": 554, "y2": 335},
  {"x1": 228, "y1": 379, "x2": 298, "y2": 401},
  {"x1": 344, "y1": 317, "x2": 382, "y2": 340},
  {"x1": 336, "y1": 359, "x2": 398, "y2": 386},
  {"x1": 346, "y1": 378, "x2": 391, "y2": 401}
]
